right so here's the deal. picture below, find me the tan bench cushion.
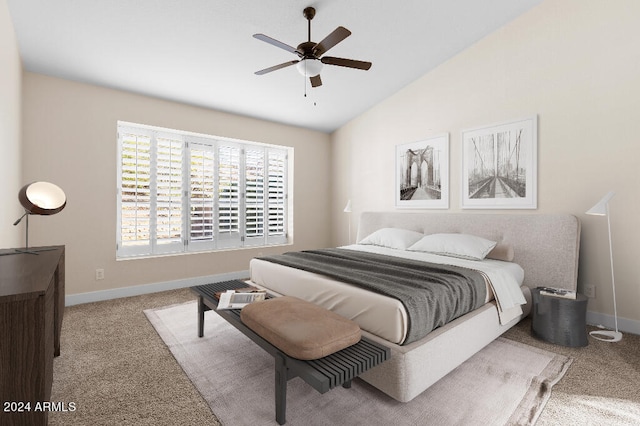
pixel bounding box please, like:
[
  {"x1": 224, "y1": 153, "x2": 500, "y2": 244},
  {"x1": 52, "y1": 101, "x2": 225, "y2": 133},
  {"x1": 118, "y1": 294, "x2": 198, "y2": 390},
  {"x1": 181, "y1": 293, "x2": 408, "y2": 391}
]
[{"x1": 240, "y1": 296, "x2": 361, "y2": 360}]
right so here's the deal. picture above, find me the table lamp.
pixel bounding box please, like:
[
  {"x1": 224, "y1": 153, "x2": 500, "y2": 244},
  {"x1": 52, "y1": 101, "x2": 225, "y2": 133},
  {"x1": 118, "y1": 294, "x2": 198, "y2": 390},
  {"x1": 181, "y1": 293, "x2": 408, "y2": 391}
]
[{"x1": 12, "y1": 181, "x2": 66, "y2": 255}]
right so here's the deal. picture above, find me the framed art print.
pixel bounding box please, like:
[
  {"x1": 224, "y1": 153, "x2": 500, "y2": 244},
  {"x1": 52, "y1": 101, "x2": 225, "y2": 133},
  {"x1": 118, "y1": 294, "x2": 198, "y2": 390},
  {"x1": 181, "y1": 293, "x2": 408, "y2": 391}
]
[
  {"x1": 396, "y1": 134, "x2": 449, "y2": 209},
  {"x1": 461, "y1": 116, "x2": 537, "y2": 209}
]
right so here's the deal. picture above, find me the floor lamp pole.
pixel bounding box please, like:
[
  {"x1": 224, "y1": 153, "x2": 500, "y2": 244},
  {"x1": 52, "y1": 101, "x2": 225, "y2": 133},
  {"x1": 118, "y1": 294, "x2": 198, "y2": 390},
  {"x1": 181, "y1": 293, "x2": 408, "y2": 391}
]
[
  {"x1": 590, "y1": 203, "x2": 622, "y2": 342},
  {"x1": 606, "y1": 204, "x2": 619, "y2": 334}
]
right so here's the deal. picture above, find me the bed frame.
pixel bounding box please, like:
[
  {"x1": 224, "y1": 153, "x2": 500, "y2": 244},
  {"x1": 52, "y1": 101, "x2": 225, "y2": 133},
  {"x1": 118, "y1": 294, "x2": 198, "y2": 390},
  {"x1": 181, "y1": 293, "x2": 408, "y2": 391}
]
[{"x1": 255, "y1": 212, "x2": 581, "y2": 402}]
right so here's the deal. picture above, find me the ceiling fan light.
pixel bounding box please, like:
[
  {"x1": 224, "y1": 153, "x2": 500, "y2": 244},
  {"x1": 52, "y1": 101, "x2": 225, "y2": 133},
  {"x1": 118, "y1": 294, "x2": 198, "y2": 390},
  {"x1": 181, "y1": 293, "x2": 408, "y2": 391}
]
[{"x1": 296, "y1": 58, "x2": 323, "y2": 77}]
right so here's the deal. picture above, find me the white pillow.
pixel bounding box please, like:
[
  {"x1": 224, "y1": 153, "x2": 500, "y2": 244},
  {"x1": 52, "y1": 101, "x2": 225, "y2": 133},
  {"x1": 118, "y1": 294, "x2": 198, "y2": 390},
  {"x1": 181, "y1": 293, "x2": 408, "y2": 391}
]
[
  {"x1": 407, "y1": 233, "x2": 497, "y2": 260},
  {"x1": 359, "y1": 228, "x2": 424, "y2": 250}
]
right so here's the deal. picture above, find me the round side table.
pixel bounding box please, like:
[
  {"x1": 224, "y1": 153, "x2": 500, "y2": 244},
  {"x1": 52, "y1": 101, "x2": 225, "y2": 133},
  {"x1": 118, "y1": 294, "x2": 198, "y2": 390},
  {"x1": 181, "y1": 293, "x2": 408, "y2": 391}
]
[{"x1": 531, "y1": 288, "x2": 588, "y2": 347}]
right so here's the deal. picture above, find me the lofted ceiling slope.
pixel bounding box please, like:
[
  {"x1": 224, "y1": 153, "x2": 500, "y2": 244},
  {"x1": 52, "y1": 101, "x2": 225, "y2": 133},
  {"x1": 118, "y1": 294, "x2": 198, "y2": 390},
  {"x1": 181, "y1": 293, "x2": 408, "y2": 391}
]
[{"x1": 7, "y1": 0, "x2": 542, "y2": 133}]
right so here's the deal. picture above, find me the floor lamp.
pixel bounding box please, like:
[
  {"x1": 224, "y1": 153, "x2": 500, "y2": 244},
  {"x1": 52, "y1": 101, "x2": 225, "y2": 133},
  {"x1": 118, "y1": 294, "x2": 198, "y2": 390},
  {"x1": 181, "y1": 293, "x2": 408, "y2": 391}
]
[
  {"x1": 11, "y1": 182, "x2": 67, "y2": 255},
  {"x1": 586, "y1": 191, "x2": 622, "y2": 342},
  {"x1": 343, "y1": 200, "x2": 352, "y2": 245}
]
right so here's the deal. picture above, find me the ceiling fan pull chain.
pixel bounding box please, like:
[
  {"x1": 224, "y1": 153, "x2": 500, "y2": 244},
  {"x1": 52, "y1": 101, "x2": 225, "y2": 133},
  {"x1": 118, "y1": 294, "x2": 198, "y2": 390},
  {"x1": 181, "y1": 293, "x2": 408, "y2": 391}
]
[{"x1": 304, "y1": 59, "x2": 309, "y2": 98}]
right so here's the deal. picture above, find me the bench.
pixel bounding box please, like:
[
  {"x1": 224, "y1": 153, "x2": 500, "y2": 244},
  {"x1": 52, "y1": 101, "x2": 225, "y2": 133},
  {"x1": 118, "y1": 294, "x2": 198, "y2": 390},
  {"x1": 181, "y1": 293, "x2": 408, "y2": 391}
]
[{"x1": 193, "y1": 280, "x2": 390, "y2": 425}]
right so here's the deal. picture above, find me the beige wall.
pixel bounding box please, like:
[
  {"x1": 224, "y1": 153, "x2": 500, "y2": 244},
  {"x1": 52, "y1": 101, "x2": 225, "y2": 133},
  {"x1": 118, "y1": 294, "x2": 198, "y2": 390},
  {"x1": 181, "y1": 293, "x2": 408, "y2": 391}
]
[
  {"x1": 11, "y1": 0, "x2": 639, "y2": 329},
  {"x1": 22, "y1": 73, "x2": 332, "y2": 296},
  {"x1": 0, "y1": 0, "x2": 23, "y2": 248},
  {"x1": 331, "y1": 0, "x2": 640, "y2": 327}
]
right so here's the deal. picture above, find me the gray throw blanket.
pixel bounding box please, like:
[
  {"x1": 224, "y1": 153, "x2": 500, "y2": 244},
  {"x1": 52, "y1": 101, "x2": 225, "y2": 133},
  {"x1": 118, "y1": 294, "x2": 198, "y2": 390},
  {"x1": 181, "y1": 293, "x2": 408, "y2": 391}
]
[{"x1": 257, "y1": 248, "x2": 487, "y2": 344}]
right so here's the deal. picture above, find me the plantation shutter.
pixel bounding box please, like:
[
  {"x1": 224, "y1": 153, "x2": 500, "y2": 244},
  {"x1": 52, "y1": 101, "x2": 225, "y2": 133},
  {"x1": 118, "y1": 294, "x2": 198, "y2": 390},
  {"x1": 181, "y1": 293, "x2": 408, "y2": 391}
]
[
  {"x1": 267, "y1": 149, "x2": 288, "y2": 245},
  {"x1": 188, "y1": 141, "x2": 216, "y2": 251},
  {"x1": 154, "y1": 134, "x2": 185, "y2": 254},
  {"x1": 117, "y1": 121, "x2": 290, "y2": 258},
  {"x1": 118, "y1": 129, "x2": 152, "y2": 257},
  {"x1": 217, "y1": 143, "x2": 241, "y2": 248},
  {"x1": 244, "y1": 147, "x2": 266, "y2": 246}
]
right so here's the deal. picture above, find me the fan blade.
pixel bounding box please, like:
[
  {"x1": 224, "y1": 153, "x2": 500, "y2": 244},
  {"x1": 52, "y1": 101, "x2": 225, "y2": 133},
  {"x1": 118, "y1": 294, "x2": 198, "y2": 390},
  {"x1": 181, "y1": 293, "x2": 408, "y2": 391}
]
[
  {"x1": 255, "y1": 60, "x2": 298, "y2": 75},
  {"x1": 321, "y1": 56, "x2": 372, "y2": 70},
  {"x1": 253, "y1": 34, "x2": 300, "y2": 55},
  {"x1": 313, "y1": 26, "x2": 351, "y2": 57},
  {"x1": 310, "y1": 75, "x2": 322, "y2": 87}
]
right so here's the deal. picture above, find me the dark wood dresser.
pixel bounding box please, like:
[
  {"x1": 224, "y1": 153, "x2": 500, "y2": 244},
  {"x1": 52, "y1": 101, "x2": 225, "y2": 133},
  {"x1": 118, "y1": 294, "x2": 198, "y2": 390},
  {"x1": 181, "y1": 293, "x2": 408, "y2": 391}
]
[{"x1": 0, "y1": 246, "x2": 65, "y2": 426}]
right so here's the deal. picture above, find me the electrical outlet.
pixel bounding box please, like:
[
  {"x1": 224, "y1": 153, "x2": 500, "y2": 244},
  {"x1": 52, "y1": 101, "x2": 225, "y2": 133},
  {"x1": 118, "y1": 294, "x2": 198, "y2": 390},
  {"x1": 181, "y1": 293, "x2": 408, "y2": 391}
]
[
  {"x1": 95, "y1": 269, "x2": 105, "y2": 280},
  {"x1": 584, "y1": 285, "x2": 596, "y2": 298}
]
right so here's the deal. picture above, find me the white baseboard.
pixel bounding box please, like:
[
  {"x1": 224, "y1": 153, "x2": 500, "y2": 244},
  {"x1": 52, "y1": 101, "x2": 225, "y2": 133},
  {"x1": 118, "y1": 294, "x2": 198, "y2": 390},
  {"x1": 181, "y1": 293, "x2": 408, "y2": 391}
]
[
  {"x1": 587, "y1": 310, "x2": 640, "y2": 336},
  {"x1": 65, "y1": 270, "x2": 250, "y2": 306}
]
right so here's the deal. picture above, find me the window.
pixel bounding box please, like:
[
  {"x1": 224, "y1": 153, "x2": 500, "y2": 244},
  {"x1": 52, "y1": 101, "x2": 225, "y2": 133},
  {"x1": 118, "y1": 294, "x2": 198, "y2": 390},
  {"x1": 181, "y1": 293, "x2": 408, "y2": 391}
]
[{"x1": 117, "y1": 122, "x2": 290, "y2": 258}]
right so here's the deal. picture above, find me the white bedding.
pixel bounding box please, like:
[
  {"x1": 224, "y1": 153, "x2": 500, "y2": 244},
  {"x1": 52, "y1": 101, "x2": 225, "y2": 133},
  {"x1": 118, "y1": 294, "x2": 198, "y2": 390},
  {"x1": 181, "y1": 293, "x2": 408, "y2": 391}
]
[{"x1": 249, "y1": 244, "x2": 526, "y2": 345}]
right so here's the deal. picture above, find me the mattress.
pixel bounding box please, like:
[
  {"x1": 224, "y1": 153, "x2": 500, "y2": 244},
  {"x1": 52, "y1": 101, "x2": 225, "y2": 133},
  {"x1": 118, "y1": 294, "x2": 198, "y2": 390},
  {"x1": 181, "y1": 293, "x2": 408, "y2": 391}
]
[{"x1": 249, "y1": 244, "x2": 525, "y2": 344}]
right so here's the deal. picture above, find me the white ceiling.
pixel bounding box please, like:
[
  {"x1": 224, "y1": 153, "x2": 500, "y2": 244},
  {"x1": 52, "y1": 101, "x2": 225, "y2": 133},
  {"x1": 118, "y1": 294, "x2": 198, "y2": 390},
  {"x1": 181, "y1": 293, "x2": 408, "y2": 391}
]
[{"x1": 7, "y1": 0, "x2": 541, "y2": 133}]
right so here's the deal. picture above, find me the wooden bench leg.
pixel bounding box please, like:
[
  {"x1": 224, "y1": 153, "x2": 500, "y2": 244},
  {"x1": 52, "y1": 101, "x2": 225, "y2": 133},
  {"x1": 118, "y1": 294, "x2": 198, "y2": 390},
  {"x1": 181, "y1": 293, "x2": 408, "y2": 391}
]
[
  {"x1": 275, "y1": 352, "x2": 288, "y2": 425},
  {"x1": 197, "y1": 296, "x2": 205, "y2": 338}
]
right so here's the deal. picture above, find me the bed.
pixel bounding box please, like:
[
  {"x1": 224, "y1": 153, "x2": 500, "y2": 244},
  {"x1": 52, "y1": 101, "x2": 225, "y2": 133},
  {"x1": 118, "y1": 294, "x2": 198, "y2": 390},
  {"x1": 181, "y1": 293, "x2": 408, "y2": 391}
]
[{"x1": 248, "y1": 212, "x2": 581, "y2": 402}]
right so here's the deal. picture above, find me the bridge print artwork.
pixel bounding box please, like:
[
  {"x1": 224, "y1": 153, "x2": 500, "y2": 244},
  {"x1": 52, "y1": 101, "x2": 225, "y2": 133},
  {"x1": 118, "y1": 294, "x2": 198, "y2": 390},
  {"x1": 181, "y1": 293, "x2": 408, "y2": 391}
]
[
  {"x1": 396, "y1": 134, "x2": 449, "y2": 209},
  {"x1": 462, "y1": 116, "x2": 537, "y2": 209}
]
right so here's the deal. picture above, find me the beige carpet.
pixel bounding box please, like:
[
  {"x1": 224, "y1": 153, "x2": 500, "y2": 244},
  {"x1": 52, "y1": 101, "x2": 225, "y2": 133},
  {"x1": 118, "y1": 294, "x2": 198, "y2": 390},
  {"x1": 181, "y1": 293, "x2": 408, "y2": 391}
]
[{"x1": 145, "y1": 301, "x2": 572, "y2": 426}]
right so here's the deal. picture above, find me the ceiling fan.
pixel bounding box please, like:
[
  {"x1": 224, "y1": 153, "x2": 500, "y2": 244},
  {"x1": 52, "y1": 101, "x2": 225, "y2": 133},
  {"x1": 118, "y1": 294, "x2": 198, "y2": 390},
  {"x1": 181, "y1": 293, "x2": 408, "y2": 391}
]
[{"x1": 253, "y1": 6, "x2": 372, "y2": 88}]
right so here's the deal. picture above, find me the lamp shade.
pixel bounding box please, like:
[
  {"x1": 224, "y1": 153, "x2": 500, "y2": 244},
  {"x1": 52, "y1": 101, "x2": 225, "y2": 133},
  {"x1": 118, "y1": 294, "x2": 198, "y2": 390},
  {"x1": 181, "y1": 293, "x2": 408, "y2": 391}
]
[
  {"x1": 18, "y1": 182, "x2": 66, "y2": 215},
  {"x1": 586, "y1": 191, "x2": 615, "y2": 216},
  {"x1": 296, "y1": 58, "x2": 323, "y2": 77}
]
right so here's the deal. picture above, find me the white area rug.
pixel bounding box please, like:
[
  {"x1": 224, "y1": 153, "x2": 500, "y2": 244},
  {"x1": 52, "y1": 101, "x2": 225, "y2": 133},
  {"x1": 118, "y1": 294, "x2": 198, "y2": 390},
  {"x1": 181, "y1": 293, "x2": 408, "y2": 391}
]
[{"x1": 145, "y1": 301, "x2": 572, "y2": 426}]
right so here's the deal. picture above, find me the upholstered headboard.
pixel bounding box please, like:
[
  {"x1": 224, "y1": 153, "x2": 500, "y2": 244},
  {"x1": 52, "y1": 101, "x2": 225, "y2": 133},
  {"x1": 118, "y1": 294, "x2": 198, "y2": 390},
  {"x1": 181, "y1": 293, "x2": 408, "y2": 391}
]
[{"x1": 356, "y1": 212, "x2": 581, "y2": 291}]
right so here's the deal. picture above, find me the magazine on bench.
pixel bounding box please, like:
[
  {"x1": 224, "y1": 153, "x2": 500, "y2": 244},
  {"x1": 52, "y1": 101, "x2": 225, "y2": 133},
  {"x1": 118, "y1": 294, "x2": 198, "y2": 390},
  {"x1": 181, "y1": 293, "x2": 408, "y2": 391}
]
[{"x1": 217, "y1": 289, "x2": 267, "y2": 310}]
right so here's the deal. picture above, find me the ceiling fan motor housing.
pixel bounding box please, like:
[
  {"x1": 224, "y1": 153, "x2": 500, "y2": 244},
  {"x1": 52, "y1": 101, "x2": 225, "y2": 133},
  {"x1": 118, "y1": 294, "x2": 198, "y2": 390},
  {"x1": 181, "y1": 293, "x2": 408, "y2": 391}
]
[{"x1": 297, "y1": 41, "x2": 317, "y2": 58}]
